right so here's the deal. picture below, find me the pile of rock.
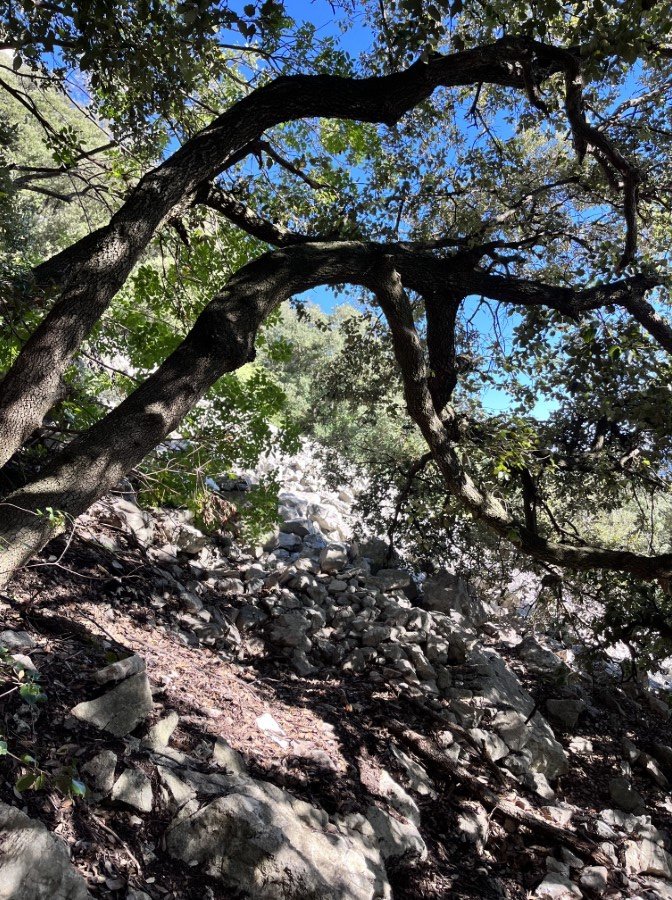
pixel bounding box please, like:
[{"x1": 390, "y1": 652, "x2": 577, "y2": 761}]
[
  {"x1": 3, "y1": 438, "x2": 670, "y2": 900},
  {"x1": 19, "y1": 645, "x2": 427, "y2": 899}
]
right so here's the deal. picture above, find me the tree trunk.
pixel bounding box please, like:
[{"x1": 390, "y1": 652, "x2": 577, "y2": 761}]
[
  {"x1": 0, "y1": 40, "x2": 541, "y2": 470},
  {"x1": 0, "y1": 242, "x2": 374, "y2": 585},
  {"x1": 1, "y1": 244, "x2": 670, "y2": 588}
]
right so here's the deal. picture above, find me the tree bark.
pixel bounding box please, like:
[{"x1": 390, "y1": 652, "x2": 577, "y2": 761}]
[
  {"x1": 0, "y1": 37, "x2": 558, "y2": 470},
  {"x1": 0, "y1": 242, "x2": 379, "y2": 583},
  {"x1": 370, "y1": 257, "x2": 672, "y2": 581},
  {"x1": 1, "y1": 243, "x2": 669, "y2": 587}
]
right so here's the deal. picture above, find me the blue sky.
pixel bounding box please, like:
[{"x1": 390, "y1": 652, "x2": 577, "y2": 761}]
[{"x1": 272, "y1": 3, "x2": 559, "y2": 418}]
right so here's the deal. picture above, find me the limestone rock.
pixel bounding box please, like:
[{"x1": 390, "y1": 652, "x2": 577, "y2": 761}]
[
  {"x1": 370, "y1": 569, "x2": 411, "y2": 592},
  {"x1": 212, "y1": 737, "x2": 247, "y2": 775},
  {"x1": 82, "y1": 750, "x2": 117, "y2": 794},
  {"x1": 71, "y1": 673, "x2": 153, "y2": 737},
  {"x1": 142, "y1": 711, "x2": 179, "y2": 750},
  {"x1": 319, "y1": 544, "x2": 349, "y2": 574},
  {"x1": 522, "y1": 772, "x2": 556, "y2": 801},
  {"x1": 358, "y1": 537, "x2": 398, "y2": 571},
  {"x1": 545, "y1": 699, "x2": 586, "y2": 728},
  {"x1": 174, "y1": 523, "x2": 209, "y2": 555},
  {"x1": 111, "y1": 768, "x2": 153, "y2": 813},
  {"x1": 0, "y1": 800, "x2": 91, "y2": 899},
  {"x1": 472, "y1": 652, "x2": 567, "y2": 779},
  {"x1": 94, "y1": 653, "x2": 145, "y2": 685},
  {"x1": 518, "y1": 636, "x2": 566, "y2": 677},
  {"x1": 608, "y1": 777, "x2": 645, "y2": 814},
  {"x1": 158, "y1": 766, "x2": 196, "y2": 809},
  {"x1": 422, "y1": 570, "x2": 487, "y2": 624},
  {"x1": 99, "y1": 497, "x2": 154, "y2": 548},
  {"x1": 0, "y1": 630, "x2": 35, "y2": 651},
  {"x1": 389, "y1": 744, "x2": 435, "y2": 797},
  {"x1": 280, "y1": 519, "x2": 312, "y2": 537},
  {"x1": 469, "y1": 728, "x2": 509, "y2": 763},
  {"x1": 579, "y1": 866, "x2": 608, "y2": 894},
  {"x1": 376, "y1": 770, "x2": 420, "y2": 825},
  {"x1": 166, "y1": 777, "x2": 391, "y2": 899},
  {"x1": 624, "y1": 838, "x2": 672, "y2": 879},
  {"x1": 366, "y1": 804, "x2": 427, "y2": 865},
  {"x1": 456, "y1": 801, "x2": 489, "y2": 852},
  {"x1": 533, "y1": 872, "x2": 582, "y2": 898}
]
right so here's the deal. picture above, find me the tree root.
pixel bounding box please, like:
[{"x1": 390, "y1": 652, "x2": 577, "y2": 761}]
[{"x1": 389, "y1": 722, "x2": 612, "y2": 868}]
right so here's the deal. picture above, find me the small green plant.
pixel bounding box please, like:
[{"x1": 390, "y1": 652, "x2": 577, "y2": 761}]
[
  {"x1": 0, "y1": 644, "x2": 86, "y2": 797},
  {"x1": 0, "y1": 645, "x2": 47, "y2": 704},
  {"x1": 34, "y1": 506, "x2": 67, "y2": 529}
]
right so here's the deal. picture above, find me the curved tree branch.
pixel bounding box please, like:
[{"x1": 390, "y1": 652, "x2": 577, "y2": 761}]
[
  {"x1": 369, "y1": 256, "x2": 672, "y2": 582},
  {"x1": 0, "y1": 240, "x2": 670, "y2": 584},
  {"x1": 0, "y1": 36, "x2": 602, "y2": 471}
]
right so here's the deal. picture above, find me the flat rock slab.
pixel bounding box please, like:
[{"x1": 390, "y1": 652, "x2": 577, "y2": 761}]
[
  {"x1": 0, "y1": 801, "x2": 91, "y2": 899},
  {"x1": 71, "y1": 673, "x2": 153, "y2": 737},
  {"x1": 111, "y1": 768, "x2": 153, "y2": 813}
]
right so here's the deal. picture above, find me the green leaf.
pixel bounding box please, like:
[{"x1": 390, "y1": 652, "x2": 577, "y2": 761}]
[
  {"x1": 15, "y1": 773, "x2": 37, "y2": 792},
  {"x1": 70, "y1": 778, "x2": 87, "y2": 797},
  {"x1": 19, "y1": 682, "x2": 46, "y2": 704},
  {"x1": 0, "y1": 740, "x2": 8, "y2": 756}
]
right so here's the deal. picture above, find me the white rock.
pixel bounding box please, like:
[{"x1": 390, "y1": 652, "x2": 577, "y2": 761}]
[
  {"x1": 71, "y1": 673, "x2": 153, "y2": 737},
  {"x1": 166, "y1": 777, "x2": 391, "y2": 899},
  {"x1": 366, "y1": 804, "x2": 427, "y2": 864},
  {"x1": 579, "y1": 866, "x2": 608, "y2": 894},
  {"x1": 99, "y1": 497, "x2": 154, "y2": 547},
  {"x1": 319, "y1": 544, "x2": 349, "y2": 574},
  {"x1": 0, "y1": 630, "x2": 35, "y2": 651},
  {"x1": 457, "y1": 801, "x2": 489, "y2": 852},
  {"x1": 212, "y1": 737, "x2": 247, "y2": 775},
  {"x1": 94, "y1": 653, "x2": 146, "y2": 685},
  {"x1": 533, "y1": 873, "x2": 582, "y2": 898},
  {"x1": 175, "y1": 523, "x2": 209, "y2": 555},
  {"x1": 142, "y1": 711, "x2": 179, "y2": 750},
  {"x1": 255, "y1": 712, "x2": 289, "y2": 749},
  {"x1": 389, "y1": 745, "x2": 435, "y2": 797},
  {"x1": 82, "y1": 750, "x2": 117, "y2": 794},
  {"x1": 624, "y1": 838, "x2": 672, "y2": 878}
]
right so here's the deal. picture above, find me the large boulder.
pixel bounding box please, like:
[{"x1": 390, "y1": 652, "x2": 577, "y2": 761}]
[
  {"x1": 458, "y1": 649, "x2": 568, "y2": 779},
  {"x1": 0, "y1": 801, "x2": 91, "y2": 899},
  {"x1": 166, "y1": 775, "x2": 390, "y2": 899}
]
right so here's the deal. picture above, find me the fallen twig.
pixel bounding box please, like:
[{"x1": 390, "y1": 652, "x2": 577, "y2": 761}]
[{"x1": 389, "y1": 722, "x2": 611, "y2": 868}]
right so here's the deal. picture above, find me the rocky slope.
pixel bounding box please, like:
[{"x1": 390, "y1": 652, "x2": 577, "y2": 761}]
[{"x1": 0, "y1": 443, "x2": 671, "y2": 899}]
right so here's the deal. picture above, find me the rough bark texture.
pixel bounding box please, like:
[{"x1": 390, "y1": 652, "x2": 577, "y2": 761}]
[
  {"x1": 0, "y1": 242, "x2": 669, "y2": 586},
  {"x1": 0, "y1": 37, "x2": 568, "y2": 470}
]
